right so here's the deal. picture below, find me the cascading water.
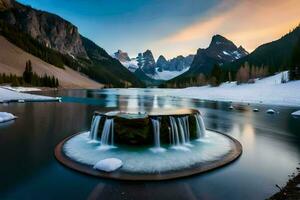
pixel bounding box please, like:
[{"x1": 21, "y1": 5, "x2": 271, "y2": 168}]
[
  {"x1": 88, "y1": 111, "x2": 206, "y2": 152},
  {"x1": 150, "y1": 118, "x2": 166, "y2": 153},
  {"x1": 195, "y1": 114, "x2": 206, "y2": 139},
  {"x1": 169, "y1": 116, "x2": 192, "y2": 150},
  {"x1": 100, "y1": 118, "x2": 114, "y2": 146},
  {"x1": 89, "y1": 115, "x2": 101, "y2": 141}
]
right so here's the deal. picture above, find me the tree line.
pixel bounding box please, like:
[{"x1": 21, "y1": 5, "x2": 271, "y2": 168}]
[
  {"x1": 163, "y1": 62, "x2": 270, "y2": 88},
  {"x1": 0, "y1": 60, "x2": 59, "y2": 88}
]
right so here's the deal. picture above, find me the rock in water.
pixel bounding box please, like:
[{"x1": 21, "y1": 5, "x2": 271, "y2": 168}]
[
  {"x1": 94, "y1": 158, "x2": 123, "y2": 172},
  {"x1": 266, "y1": 109, "x2": 275, "y2": 114}
]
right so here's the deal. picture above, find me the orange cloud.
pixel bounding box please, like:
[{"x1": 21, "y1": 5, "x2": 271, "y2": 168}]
[{"x1": 155, "y1": 0, "x2": 300, "y2": 58}]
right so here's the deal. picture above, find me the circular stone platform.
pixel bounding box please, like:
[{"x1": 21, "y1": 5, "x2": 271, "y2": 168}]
[{"x1": 55, "y1": 129, "x2": 242, "y2": 181}]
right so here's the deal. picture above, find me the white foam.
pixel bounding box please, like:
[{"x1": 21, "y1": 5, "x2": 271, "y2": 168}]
[{"x1": 63, "y1": 130, "x2": 232, "y2": 173}]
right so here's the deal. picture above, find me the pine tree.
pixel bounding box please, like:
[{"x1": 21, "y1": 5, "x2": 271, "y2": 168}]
[
  {"x1": 210, "y1": 64, "x2": 222, "y2": 86},
  {"x1": 23, "y1": 60, "x2": 33, "y2": 84},
  {"x1": 289, "y1": 37, "x2": 300, "y2": 80}
]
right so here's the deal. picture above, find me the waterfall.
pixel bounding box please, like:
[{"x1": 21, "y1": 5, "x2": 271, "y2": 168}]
[
  {"x1": 170, "y1": 116, "x2": 180, "y2": 146},
  {"x1": 89, "y1": 115, "x2": 101, "y2": 141},
  {"x1": 100, "y1": 118, "x2": 114, "y2": 146},
  {"x1": 195, "y1": 114, "x2": 206, "y2": 139},
  {"x1": 151, "y1": 118, "x2": 160, "y2": 148},
  {"x1": 150, "y1": 118, "x2": 166, "y2": 153},
  {"x1": 169, "y1": 116, "x2": 191, "y2": 150},
  {"x1": 182, "y1": 116, "x2": 190, "y2": 143}
]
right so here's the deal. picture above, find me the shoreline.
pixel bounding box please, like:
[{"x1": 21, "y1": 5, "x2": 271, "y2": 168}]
[
  {"x1": 268, "y1": 165, "x2": 300, "y2": 200},
  {"x1": 0, "y1": 86, "x2": 59, "y2": 103}
]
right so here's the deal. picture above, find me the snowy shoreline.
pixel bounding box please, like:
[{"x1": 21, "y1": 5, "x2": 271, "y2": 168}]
[
  {"x1": 0, "y1": 86, "x2": 58, "y2": 103},
  {"x1": 173, "y1": 72, "x2": 300, "y2": 107},
  {"x1": 1, "y1": 71, "x2": 299, "y2": 107}
]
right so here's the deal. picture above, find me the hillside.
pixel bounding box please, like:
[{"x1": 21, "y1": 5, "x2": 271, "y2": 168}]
[
  {"x1": 224, "y1": 25, "x2": 300, "y2": 73},
  {"x1": 133, "y1": 68, "x2": 164, "y2": 86},
  {"x1": 163, "y1": 35, "x2": 248, "y2": 87},
  {"x1": 0, "y1": 36, "x2": 102, "y2": 88},
  {"x1": 0, "y1": 0, "x2": 144, "y2": 88}
]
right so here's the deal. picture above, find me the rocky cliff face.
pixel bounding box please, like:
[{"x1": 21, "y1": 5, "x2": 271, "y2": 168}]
[
  {"x1": 156, "y1": 55, "x2": 168, "y2": 72},
  {"x1": 189, "y1": 35, "x2": 248, "y2": 74},
  {"x1": 168, "y1": 55, "x2": 194, "y2": 71},
  {"x1": 0, "y1": 0, "x2": 12, "y2": 11},
  {"x1": 156, "y1": 54, "x2": 194, "y2": 71},
  {"x1": 140, "y1": 50, "x2": 156, "y2": 75},
  {"x1": 114, "y1": 50, "x2": 130, "y2": 62},
  {"x1": 0, "y1": 0, "x2": 88, "y2": 58}
]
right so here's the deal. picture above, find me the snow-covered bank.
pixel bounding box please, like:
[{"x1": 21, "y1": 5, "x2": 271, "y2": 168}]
[
  {"x1": 2, "y1": 86, "x2": 41, "y2": 92},
  {"x1": 0, "y1": 87, "x2": 56, "y2": 102},
  {"x1": 0, "y1": 112, "x2": 16, "y2": 123},
  {"x1": 175, "y1": 72, "x2": 300, "y2": 107}
]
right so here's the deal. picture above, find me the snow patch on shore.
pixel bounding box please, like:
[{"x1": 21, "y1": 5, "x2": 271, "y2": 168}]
[
  {"x1": 0, "y1": 87, "x2": 54, "y2": 102},
  {"x1": 2, "y1": 86, "x2": 41, "y2": 92},
  {"x1": 174, "y1": 71, "x2": 300, "y2": 107}
]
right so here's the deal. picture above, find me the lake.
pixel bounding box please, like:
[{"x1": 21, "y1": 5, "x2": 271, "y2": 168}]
[{"x1": 0, "y1": 89, "x2": 299, "y2": 200}]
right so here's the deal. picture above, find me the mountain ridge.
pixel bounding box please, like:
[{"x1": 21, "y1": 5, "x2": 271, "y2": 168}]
[{"x1": 0, "y1": 0, "x2": 144, "y2": 87}]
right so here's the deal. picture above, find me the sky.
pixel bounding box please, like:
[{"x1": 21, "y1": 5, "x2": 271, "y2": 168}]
[{"x1": 18, "y1": 0, "x2": 300, "y2": 59}]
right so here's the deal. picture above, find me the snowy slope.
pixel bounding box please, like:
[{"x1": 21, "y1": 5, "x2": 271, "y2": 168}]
[
  {"x1": 148, "y1": 67, "x2": 190, "y2": 80},
  {"x1": 120, "y1": 60, "x2": 139, "y2": 72},
  {"x1": 174, "y1": 71, "x2": 300, "y2": 106}
]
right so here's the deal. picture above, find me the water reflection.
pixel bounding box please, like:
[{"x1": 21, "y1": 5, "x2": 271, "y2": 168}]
[{"x1": 1, "y1": 89, "x2": 299, "y2": 200}]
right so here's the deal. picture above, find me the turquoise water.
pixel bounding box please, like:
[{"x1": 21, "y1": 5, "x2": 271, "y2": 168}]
[{"x1": 0, "y1": 89, "x2": 299, "y2": 199}]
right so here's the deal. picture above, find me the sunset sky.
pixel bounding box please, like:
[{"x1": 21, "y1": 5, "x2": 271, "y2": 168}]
[{"x1": 18, "y1": 0, "x2": 300, "y2": 59}]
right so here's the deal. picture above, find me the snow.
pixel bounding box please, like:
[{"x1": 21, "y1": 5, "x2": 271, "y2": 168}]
[
  {"x1": 172, "y1": 71, "x2": 300, "y2": 107},
  {"x1": 266, "y1": 109, "x2": 276, "y2": 114},
  {"x1": 223, "y1": 51, "x2": 230, "y2": 56},
  {"x1": 2, "y1": 86, "x2": 41, "y2": 92},
  {"x1": 291, "y1": 110, "x2": 300, "y2": 116},
  {"x1": 120, "y1": 60, "x2": 139, "y2": 72},
  {"x1": 0, "y1": 112, "x2": 16, "y2": 123},
  {"x1": 233, "y1": 50, "x2": 242, "y2": 59},
  {"x1": 0, "y1": 87, "x2": 55, "y2": 102},
  {"x1": 149, "y1": 67, "x2": 190, "y2": 80},
  {"x1": 93, "y1": 158, "x2": 123, "y2": 172}
]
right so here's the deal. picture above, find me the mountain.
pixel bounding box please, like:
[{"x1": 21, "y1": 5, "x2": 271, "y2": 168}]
[
  {"x1": 163, "y1": 35, "x2": 248, "y2": 87},
  {"x1": 168, "y1": 55, "x2": 194, "y2": 71},
  {"x1": 0, "y1": 0, "x2": 87, "y2": 58},
  {"x1": 224, "y1": 25, "x2": 300, "y2": 73},
  {"x1": 133, "y1": 68, "x2": 164, "y2": 86},
  {"x1": 157, "y1": 54, "x2": 194, "y2": 72},
  {"x1": 113, "y1": 50, "x2": 130, "y2": 62},
  {"x1": 112, "y1": 50, "x2": 138, "y2": 72},
  {"x1": 156, "y1": 55, "x2": 168, "y2": 72},
  {"x1": 189, "y1": 35, "x2": 248, "y2": 75},
  {"x1": 0, "y1": 0, "x2": 144, "y2": 87},
  {"x1": 139, "y1": 50, "x2": 156, "y2": 75},
  {"x1": 0, "y1": 35, "x2": 102, "y2": 88}
]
